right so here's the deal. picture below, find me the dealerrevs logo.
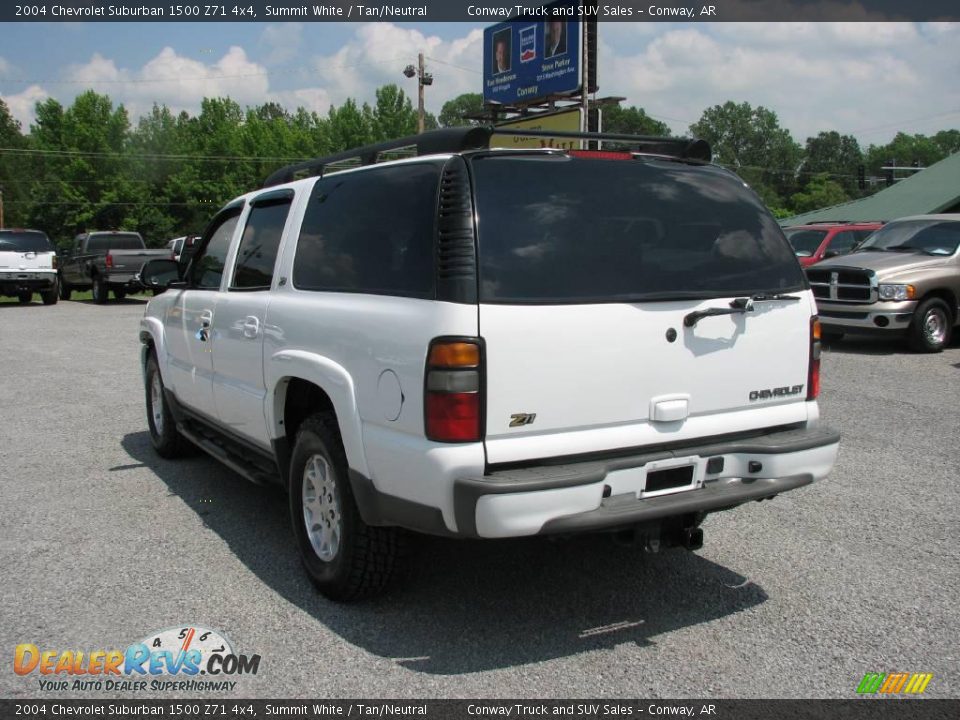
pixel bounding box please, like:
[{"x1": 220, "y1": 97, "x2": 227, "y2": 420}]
[{"x1": 14, "y1": 625, "x2": 260, "y2": 692}]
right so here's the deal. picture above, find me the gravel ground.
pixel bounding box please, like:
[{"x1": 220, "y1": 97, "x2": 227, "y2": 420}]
[{"x1": 0, "y1": 298, "x2": 957, "y2": 699}]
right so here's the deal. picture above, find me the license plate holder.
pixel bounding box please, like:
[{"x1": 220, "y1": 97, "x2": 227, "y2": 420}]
[{"x1": 641, "y1": 458, "x2": 700, "y2": 498}]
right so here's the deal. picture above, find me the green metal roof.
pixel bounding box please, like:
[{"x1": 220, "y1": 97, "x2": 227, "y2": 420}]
[{"x1": 780, "y1": 151, "x2": 960, "y2": 226}]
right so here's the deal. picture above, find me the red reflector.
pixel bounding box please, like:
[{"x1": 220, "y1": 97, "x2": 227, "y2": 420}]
[
  {"x1": 808, "y1": 357, "x2": 821, "y2": 400},
  {"x1": 426, "y1": 392, "x2": 480, "y2": 442},
  {"x1": 569, "y1": 150, "x2": 633, "y2": 161}
]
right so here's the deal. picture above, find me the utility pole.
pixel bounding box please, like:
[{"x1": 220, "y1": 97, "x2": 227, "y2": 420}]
[
  {"x1": 417, "y1": 52, "x2": 426, "y2": 134},
  {"x1": 0, "y1": 184, "x2": 4, "y2": 229}
]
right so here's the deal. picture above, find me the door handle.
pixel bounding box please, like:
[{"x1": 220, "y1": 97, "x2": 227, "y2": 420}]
[
  {"x1": 196, "y1": 309, "x2": 214, "y2": 342},
  {"x1": 242, "y1": 316, "x2": 260, "y2": 339}
]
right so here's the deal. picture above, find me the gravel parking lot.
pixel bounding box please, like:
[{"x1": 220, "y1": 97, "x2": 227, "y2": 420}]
[{"x1": 1, "y1": 298, "x2": 958, "y2": 699}]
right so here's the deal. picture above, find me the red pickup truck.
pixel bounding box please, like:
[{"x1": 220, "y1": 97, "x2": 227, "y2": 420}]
[{"x1": 783, "y1": 222, "x2": 883, "y2": 267}]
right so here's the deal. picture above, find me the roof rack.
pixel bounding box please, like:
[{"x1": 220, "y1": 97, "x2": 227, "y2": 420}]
[{"x1": 262, "y1": 126, "x2": 712, "y2": 187}]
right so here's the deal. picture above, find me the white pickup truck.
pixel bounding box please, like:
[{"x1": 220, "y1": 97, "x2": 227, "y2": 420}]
[{"x1": 138, "y1": 127, "x2": 840, "y2": 600}]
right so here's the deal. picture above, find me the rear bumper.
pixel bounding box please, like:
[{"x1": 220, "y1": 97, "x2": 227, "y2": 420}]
[
  {"x1": 817, "y1": 300, "x2": 915, "y2": 334},
  {"x1": 0, "y1": 272, "x2": 56, "y2": 294},
  {"x1": 453, "y1": 425, "x2": 840, "y2": 538}
]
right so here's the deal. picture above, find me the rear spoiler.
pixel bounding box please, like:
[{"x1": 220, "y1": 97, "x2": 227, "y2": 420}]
[{"x1": 262, "y1": 127, "x2": 711, "y2": 187}]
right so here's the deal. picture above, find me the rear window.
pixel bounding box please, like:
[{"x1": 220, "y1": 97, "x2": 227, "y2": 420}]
[
  {"x1": 0, "y1": 231, "x2": 54, "y2": 253},
  {"x1": 471, "y1": 155, "x2": 805, "y2": 303},
  {"x1": 87, "y1": 233, "x2": 144, "y2": 251},
  {"x1": 784, "y1": 229, "x2": 827, "y2": 256}
]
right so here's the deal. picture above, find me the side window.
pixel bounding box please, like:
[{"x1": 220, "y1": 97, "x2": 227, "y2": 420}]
[
  {"x1": 292, "y1": 163, "x2": 439, "y2": 298},
  {"x1": 853, "y1": 229, "x2": 875, "y2": 245},
  {"x1": 189, "y1": 212, "x2": 241, "y2": 290},
  {"x1": 230, "y1": 195, "x2": 293, "y2": 290},
  {"x1": 829, "y1": 230, "x2": 857, "y2": 254}
]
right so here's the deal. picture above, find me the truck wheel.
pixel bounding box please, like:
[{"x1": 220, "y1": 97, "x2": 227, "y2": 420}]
[
  {"x1": 59, "y1": 279, "x2": 72, "y2": 301},
  {"x1": 145, "y1": 353, "x2": 191, "y2": 458},
  {"x1": 908, "y1": 298, "x2": 952, "y2": 353},
  {"x1": 114, "y1": 289, "x2": 126, "y2": 301},
  {"x1": 92, "y1": 276, "x2": 108, "y2": 304},
  {"x1": 41, "y1": 282, "x2": 59, "y2": 305},
  {"x1": 289, "y1": 412, "x2": 401, "y2": 601},
  {"x1": 17, "y1": 292, "x2": 32, "y2": 305}
]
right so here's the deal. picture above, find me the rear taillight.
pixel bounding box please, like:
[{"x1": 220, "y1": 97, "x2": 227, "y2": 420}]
[
  {"x1": 105, "y1": 253, "x2": 113, "y2": 269},
  {"x1": 808, "y1": 317, "x2": 821, "y2": 400},
  {"x1": 425, "y1": 339, "x2": 482, "y2": 443},
  {"x1": 51, "y1": 255, "x2": 57, "y2": 269}
]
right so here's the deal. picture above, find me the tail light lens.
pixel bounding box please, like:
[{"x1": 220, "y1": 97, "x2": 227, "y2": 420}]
[
  {"x1": 808, "y1": 317, "x2": 821, "y2": 400},
  {"x1": 425, "y1": 339, "x2": 482, "y2": 442},
  {"x1": 51, "y1": 255, "x2": 57, "y2": 269},
  {"x1": 105, "y1": 253, "x2": 113, "y2": 269}
]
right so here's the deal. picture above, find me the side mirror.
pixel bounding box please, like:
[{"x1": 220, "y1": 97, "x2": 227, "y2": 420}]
[
  {"x1": 795, "y1": 250, "x2": 813, "y2": 258},
  {"x1": 137, "y1": 258, "x2": 184, "y2": 291}
]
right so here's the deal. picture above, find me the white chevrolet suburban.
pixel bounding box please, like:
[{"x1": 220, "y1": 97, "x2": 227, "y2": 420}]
[
  {"x1": 138, "y1": 127, "x2": 840, "y2": 600},
  {"x1": 0, "y1": 229, "x2": 59, "y2": 305}
]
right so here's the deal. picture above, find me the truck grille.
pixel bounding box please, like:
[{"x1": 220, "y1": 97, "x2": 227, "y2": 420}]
[{"x1": 806, "y1": 268, "x2": 875, "y2": 304}]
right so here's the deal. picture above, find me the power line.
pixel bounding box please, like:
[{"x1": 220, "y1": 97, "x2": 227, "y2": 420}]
[{"x1": 0, "y1": 147, "x2": 310, "y2": 162}]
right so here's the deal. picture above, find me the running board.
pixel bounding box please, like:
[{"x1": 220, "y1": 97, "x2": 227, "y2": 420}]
[{"x1": 177, "y1": 424, "x2": 276, "y2": 486}]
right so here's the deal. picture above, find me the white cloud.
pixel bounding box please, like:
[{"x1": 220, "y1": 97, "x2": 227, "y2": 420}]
[
  {"x1": 61, "y1": 46, "x2": 269, "y2": 121},
  {"x1": 599, "y1": 22, "x2": 960, "y2": 143},
  {"x1": 2, "y1": 85, "x2": 49, "y2": 129},
  {"x1": 260, "y1": 23, "x2": 303, "y2": 66}
]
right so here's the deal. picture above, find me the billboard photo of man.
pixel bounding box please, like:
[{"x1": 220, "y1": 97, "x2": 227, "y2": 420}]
[
  {"x1": 492, "y1": 28, "x2": 512, "y2": 74},
  {"x1": 545, "y1": 20, "x2": 567, "y2": 58}
]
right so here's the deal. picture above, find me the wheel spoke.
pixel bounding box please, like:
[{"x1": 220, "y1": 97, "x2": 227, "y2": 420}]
[{"x1": 302, "y1": 453, "x2": 343, "y2": 562}]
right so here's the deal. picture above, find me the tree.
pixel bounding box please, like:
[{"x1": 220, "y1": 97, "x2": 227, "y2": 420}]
[
  {"x1": 689, "y1": 101, "x2": 802, "y2": 207},
  {"x1": 801, "y1": 131, "x2": 863, "y2": 196},
  {"x1": 602, "y1": 105, "x2": 670, "y2": 137},
  {"x1": 370, "y1": 85, "x2": 417, "y2": 141},
  {"x1": 0, "y1": 98, "x2": 27, "y2": 226},
  {"x1": 789, "y1": 174, "x2": 851, "y2": 215},
  {"x1": 865, "y1": 132, "x2": 955, "y2": 179},
  {"x1": 327, "y1": 98, "x2": 374, "y2": 152},
  {"x1": 438, "y1": 93, "x2": 484, "y2": 127}
]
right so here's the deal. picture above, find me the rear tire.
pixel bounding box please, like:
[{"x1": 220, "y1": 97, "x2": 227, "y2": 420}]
[
  {"x1": 59, "y1": 278, "x2": 72, "y2": 301},
  {"x1": 17, "y1": 292, "x2": 32, "y2": 305},
  {"x1": 908, "y1": 298, "x2": 952, "y2": 353},
  {"x1": 41, "y1": 282, "x2": 59, "y2": 305},
  {"x1": 145, "y1": 352, "x2": 192, "y2": 458},
  {"x1": 114, "y1": 289, "x2": 126, "y2": 301},
  {"x1": 92, "y1": 276, "x2": 108, "y2": 304},
  {"x1": 289, "y1": 412, "x2": 401, "y2": 601}
]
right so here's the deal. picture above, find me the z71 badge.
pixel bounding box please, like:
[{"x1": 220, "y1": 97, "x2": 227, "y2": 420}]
[{"x1": 509, "y1": 413, "x2": 537, "y2": 427}]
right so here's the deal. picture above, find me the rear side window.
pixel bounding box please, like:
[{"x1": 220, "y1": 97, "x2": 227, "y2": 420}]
[
  {"x1": 231, "y1": 196, "x2": 293, "y2": 290},
  {"x1": 828, "y1": 230, "x2": 858, "y2": 254},
  {"x1": 785, "y1": 229, "x2": 827, "y2": 256},
  {"x1": 293, "y1": 163, "x2": 439, "y2": 298},
  {"x1": 471, "y1": 156, "x2": 805, "y2": 303},
  {"x1": 87, "y1": 233, "x2": 144, "y2": 251},
  {"x1": 0, "y1": 231, "x2": 53, "y2": 252}
]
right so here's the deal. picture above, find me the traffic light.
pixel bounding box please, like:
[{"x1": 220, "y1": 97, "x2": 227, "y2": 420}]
[
  {"x1": 857, "y1": 165, "x2": 865, "y2": 190},
  {"x1": 885, "y1": 159, "x2": 894, "y2": 187}
]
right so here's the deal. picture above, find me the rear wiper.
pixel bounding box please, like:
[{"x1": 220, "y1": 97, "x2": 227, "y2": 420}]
[{"x1": 684, "y1": 294, "x2": 800, "y2": 328}]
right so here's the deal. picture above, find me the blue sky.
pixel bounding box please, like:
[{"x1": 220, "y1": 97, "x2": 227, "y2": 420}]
[{"x1": 1, "y1": 21, "x2": 958, "y2": 146}]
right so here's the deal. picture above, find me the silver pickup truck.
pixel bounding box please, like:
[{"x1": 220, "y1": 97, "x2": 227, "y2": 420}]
[
  {"x1": 807, "y1": 215, "x2": 960, "y2": 352},
  {"x1": 59, "y1": 231, "x2": 171, "y2": 303}
]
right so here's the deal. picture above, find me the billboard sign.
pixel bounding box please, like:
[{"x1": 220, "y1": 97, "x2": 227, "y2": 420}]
[
  {"x1": 491, "y1": 109, "x2": 583, "y2": 150},
  {"x1": 483, "y1": 0, "x2": 581, "y2": 106}
]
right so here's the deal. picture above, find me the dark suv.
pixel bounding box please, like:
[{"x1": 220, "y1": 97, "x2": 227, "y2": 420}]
[{"x1": 783, "y1": 222, "x2": 883, "y2": 267}]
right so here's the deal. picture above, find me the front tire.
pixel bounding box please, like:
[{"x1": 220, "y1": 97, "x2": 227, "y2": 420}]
[
  {"x1": 145, "y1": 352, "x2": 191, "y2": 458},
  {"x1": 908, "y1": 298, "x2": 952, "y2": 353},
  {"x1": 92, "y1": 276, "x2": 108, "y2": 304},
  {"x1": 59, "y1": 278, "x2": 72, "y2": 301},
  {"x1": 289, "y1": 413, "x2": 401, "y2": 601},
  {"x1": 17, "y1": 292, "x2": 32, "y2": 305},
  {"x1": 114, "y1": 289, "x2": 126, "y2": 301}
]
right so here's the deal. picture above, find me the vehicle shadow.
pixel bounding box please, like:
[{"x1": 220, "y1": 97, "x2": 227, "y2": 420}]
[
  {"x1": 821, "y1": 336, "x2": 906, "y2": 356},
  {"x1": 70, "y1": 298, "x2": 149, "y2": 306},
  {"x1": 121, "y1": 431, "x2": 768, "y2": 675}
]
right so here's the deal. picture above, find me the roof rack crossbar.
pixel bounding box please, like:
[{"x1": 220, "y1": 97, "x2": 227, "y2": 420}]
[{"x1": 262, "y1": 126, "x2": 711, "y2": 187}]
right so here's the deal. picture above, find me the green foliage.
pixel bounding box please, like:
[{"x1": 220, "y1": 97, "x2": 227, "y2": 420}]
[
  {"x1": 802, "y1": 131, "x2": 863, "y2": 196},
  {"x1": 690, "y1": 101, "x2": 802, "y2": 205},
  {"x1": 602, "y1": 105, "x2": 670, "y2": 137},
  {"x1": 4, "y1": 88, "x2": 957, "y2": 242},
  {"x1": 438, "y1": 93, "x2": 484, "y2": 127},
  {"x1": 790, "y1": 174, "x2": 851, "y2": 214}
]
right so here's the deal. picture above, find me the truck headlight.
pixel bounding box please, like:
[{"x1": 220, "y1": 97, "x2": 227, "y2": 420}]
[{"x1": 878, "y1": 284, "x2": 915, "y2": 301}]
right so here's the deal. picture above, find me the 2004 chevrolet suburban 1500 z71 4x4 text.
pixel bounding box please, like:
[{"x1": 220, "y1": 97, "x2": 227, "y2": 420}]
[{"x1": 138, "y1": 128, "x2": 840, "y2": 600}]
